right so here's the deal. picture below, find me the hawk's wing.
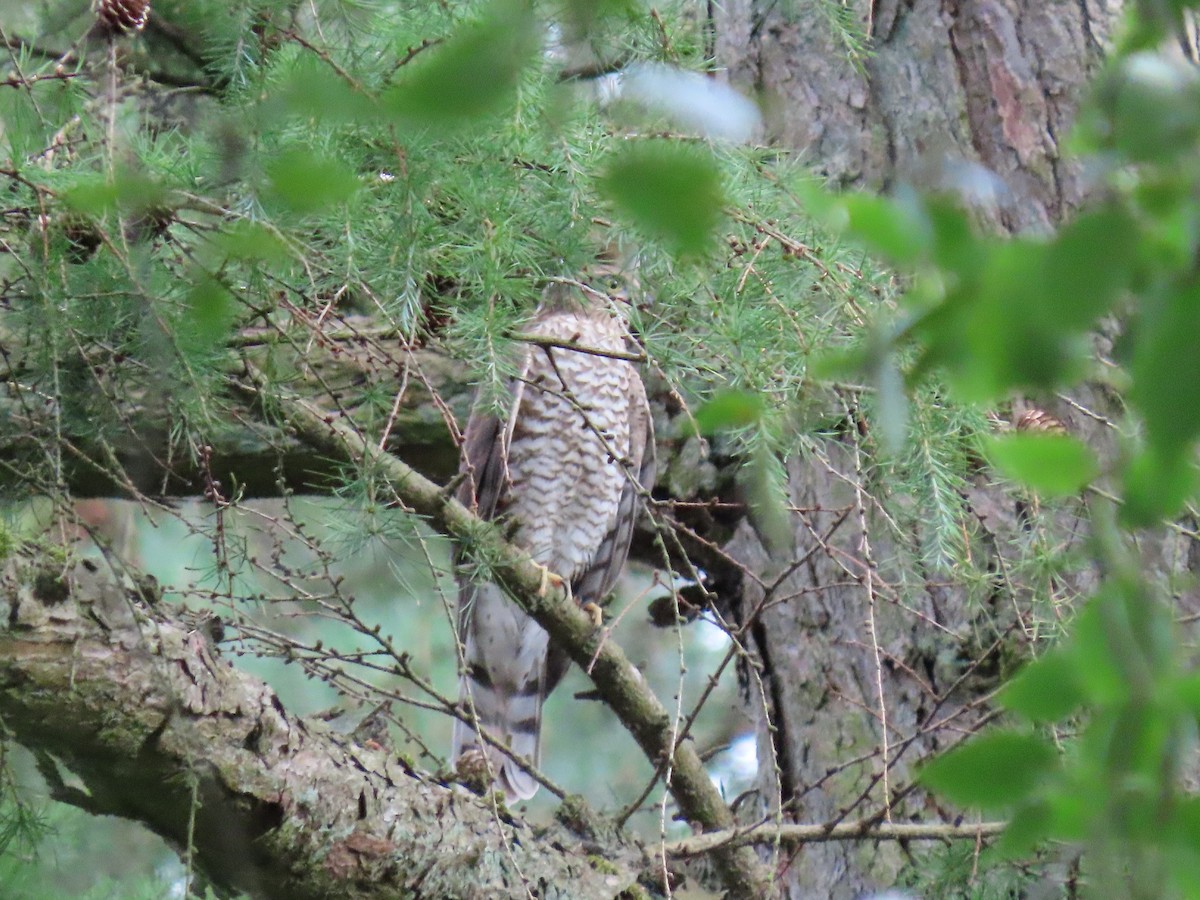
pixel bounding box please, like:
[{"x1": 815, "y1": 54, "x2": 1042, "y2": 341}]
[
  {"x1": 451, "y1": 364, "x2": 549, "y2": 801},
  {"x1": 455, "y1": 372, "x2": 528, "y2": 520},
  {"x1": 453, "y1": 364, "x2": 530, "y2": 630}
]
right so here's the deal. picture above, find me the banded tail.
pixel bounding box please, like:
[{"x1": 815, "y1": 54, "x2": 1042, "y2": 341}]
[{"x1": 451, "y1": 582, "x2": 548, "y2": 802}]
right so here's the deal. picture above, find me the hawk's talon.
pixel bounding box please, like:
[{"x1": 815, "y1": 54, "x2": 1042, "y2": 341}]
[
  {"x1": 581, "y1": 602, "x2": 604, "y2": 628},
  {"x1": 533, "y1": 562, "x2": 565, "y2": 597}
]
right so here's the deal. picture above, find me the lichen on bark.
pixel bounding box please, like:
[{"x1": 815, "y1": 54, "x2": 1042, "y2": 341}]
[{"x1": 0, "y1": 549, "x2": 646, "y2": 899}]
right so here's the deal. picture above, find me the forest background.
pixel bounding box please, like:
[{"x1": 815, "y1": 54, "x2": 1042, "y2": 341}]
[{"x1": 1, "y1": 0, "x2": 1200, "y2": 898}]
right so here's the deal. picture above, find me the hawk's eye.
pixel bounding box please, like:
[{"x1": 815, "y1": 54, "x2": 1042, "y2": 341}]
[{"x1": 602, "y1": 275, "x2": 632, "y2": 300}]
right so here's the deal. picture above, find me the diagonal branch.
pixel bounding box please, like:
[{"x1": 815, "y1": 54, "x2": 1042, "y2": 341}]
[{"x1": 236, "y1": 362, "x2": 777, "y2": 898}]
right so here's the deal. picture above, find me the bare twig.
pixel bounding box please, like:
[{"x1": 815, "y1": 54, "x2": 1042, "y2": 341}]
[{"x1": 666, "y1": 818, "x2": 1007, "y2": 856}]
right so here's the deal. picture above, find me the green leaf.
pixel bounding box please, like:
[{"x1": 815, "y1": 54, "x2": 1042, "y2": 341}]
[
  {"x1": 60, "y1": 177, "x2": 120, "y2": 215},
  {"x1": 1105, "y1": 53, "x2": 1200, "y2": 164},
  {"x1": 808, "y1": 345, "x2": 869, "y2": 380},
  {"x1": 597, "y1": 141, "x2": 724, "y2": 259},
  {"x1": 1043, "y1": 778, "x2": 1095, "y2": 840},
  {"x1": 914, "y1": 206, "x2": 1135, "y2": 405},
  {"x1": 836, "y1": 192, "x2": 930, "y2": 263},
  {"x1": 1105, "y1": 703, "x2": 1174, "y2": 786},
  {"x1": 1173, "y1": 671, "x2": 1200, "y2": 718},
  {"x1": 1131, "y1": 283, "x2": 1200, "y2": 458},
  {"x1": 963, "y1": 244, "x2": 1078, "y2": 396},
  {"x1": 925, "y1": 195, "x2": 986, "y2": 275},
  {"x1": 267, "y1": 58, "x2": 376, "y2": 124},
  {"x1": 692, "y1": 390, "x2": 764, "y2": 434},
  {"x1": 265, "y1": 149, "x2": 359, "y2": 215},
  {"x1": 1042, "y1": 206, "x2": 1139, "y2": 329},
  {"x1": 1131, "y1": 166, "x2": 1200, "y2": 277},
  {"x1": 209, "y1": 222, "x2": 290, "y2": 264},
  {"x1": 381, "y1": 0, "x2": 537, "y2": 127},
  {"x1": 920, "y1": 731, "x2": 1057, "y2": 808},
  {"x1": 186, "y1": 275, "x2": 234, "y2": 348},
  {"x1": 985, "y1": 433, "x2": 1098, "y2": 497},
  {"x1": 1000, "y1": 650, "x2": 1085, "y2": 723},
  {"x1": 801, "y1": 183, "x2": 940, "y2": 265},
  {"x1": 917, "y1": 241, "x2": 1087, "y2": 402},
  {"x1": 561, "y1": 0, "x2": 638, "y2": 33},
  {"x1": 1120, "y1": 445, "x2": 1198, "y2": 527},
  {"x1": 992, "y1": 800, "x2": 1052, "y2": 859},
  {"x1": 1071, "y1": 597, "x2": 1130, "y2": 704},
  {"x1": 1167, "y1": 799, "x2": 1200, "y2": 896},
  {"x1": 61, "y1": 171, "x2": 166, "y2": 216}
]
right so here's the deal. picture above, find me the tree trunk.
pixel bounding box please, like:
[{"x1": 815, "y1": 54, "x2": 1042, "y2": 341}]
[
  {"x1": 712, "y1": 2, "x2": 1125, "y2": 895},
  {"x1": 715, "y1": 0, "x2": 1123, "y2": 230}
]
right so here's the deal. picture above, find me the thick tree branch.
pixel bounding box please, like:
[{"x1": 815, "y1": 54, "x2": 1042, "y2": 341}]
[
  {"x1": 0, "y1": 329, "x2": 473, "y2": 497},
  {"x1": 0, "y1": 549, "x2": 645, "y2": 900},
  {"x1": 236, "y1": 363, "x2": 777, "y2": 898}
]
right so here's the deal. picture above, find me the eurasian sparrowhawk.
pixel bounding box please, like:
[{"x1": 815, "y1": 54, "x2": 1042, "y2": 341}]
[{"x1": 450, "y1": 271, "x2": 655, "y2": 801}]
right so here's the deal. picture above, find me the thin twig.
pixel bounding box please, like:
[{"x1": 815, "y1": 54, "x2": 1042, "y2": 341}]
[{"x1": 666, "y1": 818, "x2": 1007, "y2": 856}]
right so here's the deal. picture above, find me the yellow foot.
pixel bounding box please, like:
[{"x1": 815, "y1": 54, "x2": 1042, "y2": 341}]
[
  {"x1": 533, "y1": 562, "x2": 565, "y2": 597},
  {"x1": 581, "y1": 601, "x2": 604, "y2": 628}
]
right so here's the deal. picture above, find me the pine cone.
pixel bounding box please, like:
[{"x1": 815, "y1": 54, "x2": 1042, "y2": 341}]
[
  {"x1": 1015, "y1": 407, "x2": 1067, "y2": 435},
  {"x1": 94, "y1": 0, "x2": 150, "y2": 33}
]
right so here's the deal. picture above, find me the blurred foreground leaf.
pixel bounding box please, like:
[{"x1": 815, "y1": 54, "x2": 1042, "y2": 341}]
[
  {"x1": 265, "y1": 149, "x2": 359, "y2": 215},
  {"x1": 920, "y1": 731, "x2": 1057, "y2": 809},
  {"x1": 598, "y1": 140, "x2": 723, "y2": 258},
  {"x1": 1001, "y1": 650, "x2": 1085, "y2": 723},
  {"x1": 985, "y1": 433, "x2": 1098, "y2": 497},
  {"x1": 692, "y1": 390, "x2": 763, "y2": 435},
  {"x1": 381, "y1": 0, "x2": 537, "y2": 127}
]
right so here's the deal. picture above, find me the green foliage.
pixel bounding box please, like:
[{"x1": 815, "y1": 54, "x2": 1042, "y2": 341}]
[
  {"x1": 999, "y1": 649, "x2": 1085, "y2": 723},
  {"x1": 263, "y1": 148, "x2": 361, "y2": 214},
  {"x1": 985, "y1": 433, "x2": 1098, "y2": 498},
  {"x1": 691, "y1": 390, "x2": 764, "y2": 434},
  {"x1": 10, "y1": 0, "x2": 1200, "y2": 895},
  {"x1": 381, "y1": 0, "x2": 538, "y2": 128},
  {"x1": 920, "y1": 730, "x2": 1058, "y2": 809},
  {"x1": 899, "y1": 840, "x2": 1046, "y2": 899}
]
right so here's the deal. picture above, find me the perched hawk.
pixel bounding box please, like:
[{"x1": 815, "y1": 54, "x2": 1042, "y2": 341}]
[{"x1": 450, "y1": 274, "x2": 656, "y2": 801}]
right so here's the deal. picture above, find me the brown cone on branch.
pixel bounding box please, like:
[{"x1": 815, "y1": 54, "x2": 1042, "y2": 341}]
[
  {"x1": 94, "y1": 0, "x2": 150, "y2": 34},
  {"x1": 1015, "y1": 407, "x2": 1067, "y2": 435}
]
